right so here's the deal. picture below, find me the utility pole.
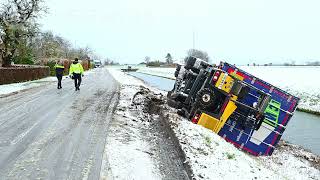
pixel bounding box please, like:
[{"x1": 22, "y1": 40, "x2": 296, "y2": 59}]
[{"x1": 193, "y1": 31, "x2": 195, "y2": 50}]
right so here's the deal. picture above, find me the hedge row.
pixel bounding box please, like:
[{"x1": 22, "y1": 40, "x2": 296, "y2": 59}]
[{"x1": 0, "y1": 65, "x2": 50, "y2": 85}]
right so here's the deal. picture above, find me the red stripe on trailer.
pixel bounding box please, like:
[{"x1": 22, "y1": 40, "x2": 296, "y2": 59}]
[
  {"x1": 255, "y1": 80, "x2": 271, "y2": 90},
  {"x1": 281, "y1": 100, "x2": 296, "y2": 126},
  {"x1": 273, "y1": 89, "x2": 288, "y2": 98},
  {"x1": 228, "y1": 68, "x2": 247, "y2": 78},
  {"x1": 224, "y1": 137, "x2": 259, "y2": 156},
  {"x1": 265, "y1": 100, "x2": 296, "y2": 155},
  {"x1": 246, "y1": 76, "x2": 253, "y2": 80},
  {"x1": 227, "y1": 67, "x2": 253, "y2": 80}
]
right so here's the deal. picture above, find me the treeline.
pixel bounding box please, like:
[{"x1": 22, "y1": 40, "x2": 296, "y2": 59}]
[
  {"x1": 247, "y1": 61, "x2": 320, "y2": 66},
  {"x1": 0, "y1": 0, "x2": 94, "y2": 67},
  {"x1": 14, "y1": 31, "x2": 93, "y2": 65},
  {"x1": 143, "y1": 49, "x2": 210, "y2": 67}
]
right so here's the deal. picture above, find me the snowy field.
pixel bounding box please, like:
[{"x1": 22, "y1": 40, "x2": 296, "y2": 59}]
[{"x1": 136, "y1": 66, "x2": 320, "y2": 114}]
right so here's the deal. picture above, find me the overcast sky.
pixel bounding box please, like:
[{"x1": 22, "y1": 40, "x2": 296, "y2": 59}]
[{"x1": 40, "y1": 0, "x2": 320, "y2": 64}]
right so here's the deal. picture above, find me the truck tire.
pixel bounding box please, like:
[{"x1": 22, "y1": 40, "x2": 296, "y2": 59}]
[
  {"x1": 174, "y1": 65, "x2": 181, "y2": 77},
  {"x1": 185, "y1": 57, "x2": 197, "y2": 70},
  {"x1": 196, "y1": 88, "x2": 216, "y2": 108}
]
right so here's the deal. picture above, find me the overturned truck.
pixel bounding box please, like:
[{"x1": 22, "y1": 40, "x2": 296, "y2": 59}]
[{"x1": 167, "y1": 57, "x2": 299, "y2": 156}]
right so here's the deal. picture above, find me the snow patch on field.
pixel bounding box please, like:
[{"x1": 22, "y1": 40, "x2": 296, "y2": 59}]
[{"x1": 258, "y1": 142, "x2": 320, "y2": 180}]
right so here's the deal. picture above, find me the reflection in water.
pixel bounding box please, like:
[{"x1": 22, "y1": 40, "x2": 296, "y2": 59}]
[
  {"x1": 283, "y1": 112, "x2": 320, "y2": 155},
  {"x1": 129, "y1": 72, "x2": 320, "y2": 155},
  {"x1": 129, "y1": 72, "x2": 175, "y2": 91}
]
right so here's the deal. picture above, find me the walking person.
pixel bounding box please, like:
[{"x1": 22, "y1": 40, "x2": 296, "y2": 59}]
[
  {"x1": 69, "y1": 58, "x2": 84, "y2": 91},
  {"x1": 54, "y1": 60, "x2": 65, "y2": 89}
]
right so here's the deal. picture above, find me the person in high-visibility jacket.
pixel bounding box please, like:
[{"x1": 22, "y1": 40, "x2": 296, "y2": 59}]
[
  {"x1": 54, "y1": 60, "x2": 65, "y2": 89},
  {"x1": 69, "y1": 58, "x2": 84, "y2": 91}
]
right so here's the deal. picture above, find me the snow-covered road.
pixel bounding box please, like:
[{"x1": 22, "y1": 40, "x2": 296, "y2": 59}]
[{"x1": 0, "y1": 68, "x2": 119, "y2": 179}]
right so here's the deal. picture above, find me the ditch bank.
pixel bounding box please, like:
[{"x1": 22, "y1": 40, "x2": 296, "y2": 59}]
[
  {"x1": 132, "y1": 87, "x2": 193, "y2": 179},
  {"x1": 105, "y1": 84, "x2": 190, "y2": 179}
]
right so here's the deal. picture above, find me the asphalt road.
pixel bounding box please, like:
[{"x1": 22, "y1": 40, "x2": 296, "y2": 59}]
[{"x1": 0, "y1": 68, "x2": 119, "y2": 179}]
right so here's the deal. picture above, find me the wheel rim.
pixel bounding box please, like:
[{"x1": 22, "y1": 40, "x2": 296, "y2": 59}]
[{"x1": 202, "y1": 94, "x2": 211, "y2": 103}]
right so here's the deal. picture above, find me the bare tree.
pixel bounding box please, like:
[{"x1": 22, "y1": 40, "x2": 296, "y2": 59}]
[
  {"x1": 0, "y1": 0, "x2": 45, "y2": 67},
  {"x1": 144, "y1": 56, "x2": 150, "y2": 63},
  {"x1": 77, "y1": 46, "x2": 91, "y2": 60},
  {"x1": 187, "y1": 49, "x2": 209, "y2": 62}
]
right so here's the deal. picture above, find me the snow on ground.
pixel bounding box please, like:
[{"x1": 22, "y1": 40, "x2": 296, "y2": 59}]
[
  {"x1": 165, "y1": 111, "x2": 320, "y2": 180},
  {"x1": 258, "y1": 141, "x2": 320, "y2": 180},
  {"x1": 108, "y1": 67, "x2": 320, "y2": 180},
  {"x1": 105, "y1": 68, "x2": 163, "y2": 179},
  {"x1": 0, "y1": 76, "x2": 57, "y2": 96},
  {"x1": 136, "y1": 65, "x2": 320, "y2": 114},
  {"x1": 164, "y1": 111, "x2": 283, "y2": 179}
]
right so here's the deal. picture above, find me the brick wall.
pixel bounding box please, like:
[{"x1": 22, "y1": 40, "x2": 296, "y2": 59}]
[{"x1": 0, "y1": 65, "x2": 50, "y2": 85}]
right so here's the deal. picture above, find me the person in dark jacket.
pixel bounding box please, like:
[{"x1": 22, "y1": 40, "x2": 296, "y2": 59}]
[{"x1": 54, "y1": 60, "x2": 65, "y2": 89}]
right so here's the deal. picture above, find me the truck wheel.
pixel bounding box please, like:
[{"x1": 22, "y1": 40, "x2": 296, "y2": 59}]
[
  {"x1": 196, "y1": 88, "x2": 215, "y2": 108},
  {"x1": 185, "y1": 57, "x2": 196, "y2": 70},
  {"x1": 174, "y1": 65, "x2": 181, "y2": 77}
]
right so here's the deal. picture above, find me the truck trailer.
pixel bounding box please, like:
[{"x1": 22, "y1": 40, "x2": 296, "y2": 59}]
[{"x1": 167, "y1": 57, "x2": 299, "y2": 156}]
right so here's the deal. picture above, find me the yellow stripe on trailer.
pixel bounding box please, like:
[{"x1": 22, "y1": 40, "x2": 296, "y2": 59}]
[
  {"x1": 197, "y1": 113, "x2": 221, "y2": 133},
  {"x1": 197, "y1": 95, "x2": 238, "y2": 133},
  {"x1": 216, "y1": 95, "x2": 238, "y2": 133}
]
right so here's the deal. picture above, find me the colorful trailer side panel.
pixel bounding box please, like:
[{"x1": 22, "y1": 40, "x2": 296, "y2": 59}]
[{"x1": 218, "y1": 62, "x2": 299, "y2": 155}]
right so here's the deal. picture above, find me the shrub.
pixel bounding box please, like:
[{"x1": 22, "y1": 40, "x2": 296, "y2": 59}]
[
  {"x1": 146, "y1": 61, "x2": 165, "y2": 67},
  {"x1": 13, "y1": 48, "x2": 35, "y2": 65},
  {"x1": 46, "y1": 60, "x2": 56, "y2": 76},
  {"x1": 226, "y1": 152, "x2": 236, "y2": 159}
]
